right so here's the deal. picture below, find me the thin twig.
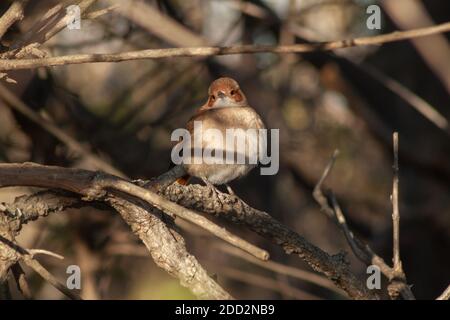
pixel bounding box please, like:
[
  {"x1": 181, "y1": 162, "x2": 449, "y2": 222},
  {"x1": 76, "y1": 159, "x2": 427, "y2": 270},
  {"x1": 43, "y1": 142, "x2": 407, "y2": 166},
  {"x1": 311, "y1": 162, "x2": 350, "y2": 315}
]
[
  {"x1": 392, "y1": 132, "x2": 401, "y2": 273},
  {"x1": 28, "y1": 249, "x2": 64, "y2": 260},
  {"x1": 21, "y1": 255, "x2": 82, "y2": 300},
  {"x1": 1, "y1": 0, "x2": 98, "y2": 59},
  {"x1": 0, "y1": 236, "x2": 81, "y2": 299},
  {"x1": 437, "y1": 284, "x2": 450, "y2": 300},
  {"x1": 362, "y1": 64, "x2": 449, "y2": 131},
  {"x1": 11, "y1": 263, "x2": 31, "y2": 299},
  {"x1": 216, "y1": 243, "x2": 345, "y2": 297},
  {"x1": 288, "y1": 22, "x2": 449, "y2": 133},
  {"x1": 313, "y1": 150, "x2": 373, "y2": 265},
  {"x1": 330, "y1": 195, "x2": 371, "y2": 264},
  {"x1": 313, "y1": 149, "x2": 340, "y2": 220},
  {"x1": 387, "y1": 132, "x2": 412, "y2": 300},
  {"x1": 313, "y1": 149, "x2": 415, "y2": 300},
  {"x1": 218, "y1": 266, "x2": 321, "y2": 300},
  {"x1": 0, "y1": 22, "x2": 449, "y2": 71},
  {"x1": 84, "y1": 4, "x2": 119, "y2": 20},
  {"x1": 0, "y1": 83, "x2": 125, "y2": 177}
]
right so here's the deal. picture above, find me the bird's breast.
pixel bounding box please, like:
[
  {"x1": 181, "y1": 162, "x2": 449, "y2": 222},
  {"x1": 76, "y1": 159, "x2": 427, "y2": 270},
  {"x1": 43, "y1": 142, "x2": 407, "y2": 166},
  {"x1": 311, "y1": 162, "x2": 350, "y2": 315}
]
[{"x1": 183, "y1": 106, "x2": 266, "y2": 184}]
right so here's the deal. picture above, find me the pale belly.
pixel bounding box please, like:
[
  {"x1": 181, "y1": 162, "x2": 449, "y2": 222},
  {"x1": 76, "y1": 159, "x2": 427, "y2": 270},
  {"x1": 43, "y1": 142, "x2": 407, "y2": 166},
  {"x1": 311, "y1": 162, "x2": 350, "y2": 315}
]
[
  {"x1": 182, "y1": 106, "x2": 265, "y2": 185},
  {"x1": 186, "y1": 163, "x2": 256, "y2": 185}
]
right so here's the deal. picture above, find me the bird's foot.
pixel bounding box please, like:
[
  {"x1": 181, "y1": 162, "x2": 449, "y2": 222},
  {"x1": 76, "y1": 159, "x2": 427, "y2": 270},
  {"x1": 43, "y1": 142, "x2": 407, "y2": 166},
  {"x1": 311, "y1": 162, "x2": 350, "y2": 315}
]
[
  {"x1": 225, "y1": 184, "x2": 249, "y2": 210},
  {"x1": 202, "y1": 178, "x2": 224, "y2": 208}
]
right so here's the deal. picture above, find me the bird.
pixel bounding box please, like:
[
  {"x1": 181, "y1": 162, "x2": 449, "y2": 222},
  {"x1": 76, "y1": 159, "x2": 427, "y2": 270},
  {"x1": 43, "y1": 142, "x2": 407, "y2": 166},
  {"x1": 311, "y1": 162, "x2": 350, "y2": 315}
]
[{"x1": 174, "y1": 77, "x2": 266, "y2": 202}]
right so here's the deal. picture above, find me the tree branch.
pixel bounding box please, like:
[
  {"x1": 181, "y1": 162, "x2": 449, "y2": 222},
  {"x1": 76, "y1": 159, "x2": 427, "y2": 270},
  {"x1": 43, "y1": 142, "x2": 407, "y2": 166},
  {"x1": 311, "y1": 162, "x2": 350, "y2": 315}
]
[
  {"x1": 392, "y1": 132, "x2": 401, "y2": 272},
  {"x1": 313, "y1": 147, "x2": 415, "y2": 300},
  {"x1": 0, "y1": 163, "x2": 376, "y2": 299},
  {"x1": 437, "y1": 284, "x2": 450, "y2": 300},
  {"x1": 0, "y1": 22, "x2": 449, "y2": 71},
  {"x1": 104, "y1": 193, "x2": 233, "y2": 299},
  {"x1": 21, "y1": 255, "x2": 81, "y2": 300},
  {"x1": 0, "y1": 0, "x2": 28, "y2": 40},
  {"x1": 0, "y1": 163, "x2": 268, "y2": 261},
  {"x1": 160, "y1": 183, "x2": 377, "y2": 299},
  {"x1": 0, "y1": 164, "x2": 259, "y2": 299},
  {"x1": 2, "y1": 187, "x2": 233, "y2": 299}
]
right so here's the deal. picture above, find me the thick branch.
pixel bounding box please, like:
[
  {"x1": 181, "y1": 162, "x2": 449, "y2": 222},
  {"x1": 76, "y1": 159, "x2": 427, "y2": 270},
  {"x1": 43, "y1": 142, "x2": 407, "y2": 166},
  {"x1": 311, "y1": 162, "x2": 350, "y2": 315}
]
[
  {"x1": 1, "y1": 188, "x2": 232, "y2": 300},
  {"x1": 105, "y1": 193, "x2": 232, "y2": 299},
  {"x1": 0, "y1": 22, "x2": 449, "y2": 71},
  {"x1": 0, "y1": 163, "x2": 268, "y2": 261},
  {"x1": 1, "y1": 190, "x2": 89, "y2": 234},
  {"x1": 0, "y1": 0, "x2": 28, "y2": 40},
  {"x1": 0, "y1": 163, "x2": 375, "y2": 299},
  {"x1": 0, "y1": 164, "x2": 247, "y2": 299}
]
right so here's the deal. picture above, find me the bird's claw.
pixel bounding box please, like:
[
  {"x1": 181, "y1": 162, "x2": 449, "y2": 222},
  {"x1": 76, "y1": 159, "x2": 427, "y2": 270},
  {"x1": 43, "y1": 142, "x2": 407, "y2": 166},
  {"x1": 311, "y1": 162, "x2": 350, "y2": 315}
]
[{"x1": 202, "y1": 178, "x2": 224, "y2": 208}]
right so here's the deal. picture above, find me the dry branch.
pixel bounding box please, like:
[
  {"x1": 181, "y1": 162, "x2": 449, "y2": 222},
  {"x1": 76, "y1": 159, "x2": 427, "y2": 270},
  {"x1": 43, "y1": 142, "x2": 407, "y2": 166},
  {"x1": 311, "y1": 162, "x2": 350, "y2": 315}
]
[
  {"x1": 22, "y1": 255, "x2": 81, "y2": 300},
  {"x1": 1, "y1": 0, "x2": 99, "y2": 59},
  {"x1": 437, "y1": 284, "x2": 450, "y2": 300},
  {"x1": 218, "y1": 266, "x2": 320, "y2": 300},
  {"x1": 0, "y1": 230, "x2": 80, "y2": 299},
  {"x1": 0, "y1": 163, "x2": 376, "y2": 299},
  {"x1": 0, "y1": 167, "x2": 232, "y2": 299},
  {"x1": 386, "y1": 133, "x2": 411, "y2": 299},
  {"x1": 313, "y1": 145, "x2": 415, "y2": 300},
  {"x1": 392, "y1": 134, "x2": 400, "y2": 269},
  {"x1": 0, "y1": 0, "x2": 28, "y2": 40},
  {"x1": 0, "y1": 22, "x2": 449, "y2": 71},
  {"x1": 11, "y1": 263, "x2": 31, "y2": 299},
  {"x1": 160, "y1": 183, "x2": 376, "y2": 299},
  {"x1": 215, "y1": 243, "x2": 344, "y2": 297}
]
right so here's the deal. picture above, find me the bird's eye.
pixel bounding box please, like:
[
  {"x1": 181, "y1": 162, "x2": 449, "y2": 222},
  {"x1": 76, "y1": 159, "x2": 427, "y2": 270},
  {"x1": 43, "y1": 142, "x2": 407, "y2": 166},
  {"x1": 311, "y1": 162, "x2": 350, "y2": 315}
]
[
  {"x1": 230, "y1": 90, "x2": 236, "y2": 95},
  {"x1": 211, "y1": 95, "x2": 216, "y2": 101}
]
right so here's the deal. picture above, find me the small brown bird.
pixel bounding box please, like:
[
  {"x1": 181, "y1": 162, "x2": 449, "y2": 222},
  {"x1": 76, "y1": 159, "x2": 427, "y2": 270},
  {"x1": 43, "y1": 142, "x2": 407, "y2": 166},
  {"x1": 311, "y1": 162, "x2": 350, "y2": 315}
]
[{"x1": 175, "y1": 77, "x2": 266, "y2": 199}]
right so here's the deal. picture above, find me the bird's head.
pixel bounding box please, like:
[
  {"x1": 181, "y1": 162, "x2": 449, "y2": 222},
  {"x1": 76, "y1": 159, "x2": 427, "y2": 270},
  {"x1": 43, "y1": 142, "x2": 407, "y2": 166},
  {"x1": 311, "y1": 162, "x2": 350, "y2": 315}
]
[{"x1": 206, "y1": 77, "x2": 247, "y2": 108}]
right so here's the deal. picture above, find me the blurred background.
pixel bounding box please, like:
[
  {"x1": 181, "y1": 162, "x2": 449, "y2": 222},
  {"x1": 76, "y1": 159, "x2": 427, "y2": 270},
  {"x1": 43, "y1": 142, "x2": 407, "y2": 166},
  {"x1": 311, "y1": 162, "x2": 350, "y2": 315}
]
[{"x1": 0, "y1": 0, "x2": 449, "y2": 299}]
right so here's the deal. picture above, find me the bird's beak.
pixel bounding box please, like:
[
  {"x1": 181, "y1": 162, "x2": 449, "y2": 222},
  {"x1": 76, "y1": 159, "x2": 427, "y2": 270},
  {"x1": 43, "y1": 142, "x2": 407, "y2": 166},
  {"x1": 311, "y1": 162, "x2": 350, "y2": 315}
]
[{"x1": 217, "y1": 91, "x2": 226, "y2": 99}]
